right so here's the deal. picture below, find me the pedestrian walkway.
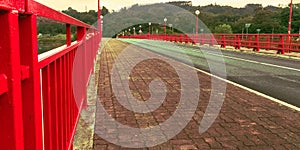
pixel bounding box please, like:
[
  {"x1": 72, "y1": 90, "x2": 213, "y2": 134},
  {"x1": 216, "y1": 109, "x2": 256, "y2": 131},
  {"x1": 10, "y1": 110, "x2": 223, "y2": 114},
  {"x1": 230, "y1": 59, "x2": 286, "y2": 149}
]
[{"x1": 92, "y1": 39, "x2": 300, "y2": 149}]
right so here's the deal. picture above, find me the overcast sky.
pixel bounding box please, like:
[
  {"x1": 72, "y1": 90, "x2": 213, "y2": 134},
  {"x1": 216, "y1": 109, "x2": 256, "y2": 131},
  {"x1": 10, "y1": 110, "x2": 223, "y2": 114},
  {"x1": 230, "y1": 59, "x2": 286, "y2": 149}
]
[{"x1": 36, "y1": 0, "x2": 298, "y2": 12}]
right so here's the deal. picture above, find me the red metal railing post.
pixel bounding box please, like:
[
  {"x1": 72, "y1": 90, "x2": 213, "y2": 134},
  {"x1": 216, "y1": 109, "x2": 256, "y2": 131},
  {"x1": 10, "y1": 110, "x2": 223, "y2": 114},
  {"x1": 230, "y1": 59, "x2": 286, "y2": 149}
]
[
  {"x1": 77, "y1": 27, "x2": 87, "y2": 109},
  {"x1": 236, "y1": 35, "x2": 241, "y2": 49},
  {"x1": 0, "y1": 74, "x2": 8, "y2": 95},
  {"x1": 50, "y1": 61, "x2": 59, "y2": 150},
  {"x1": 0, "y1": 10, "x2": 25, "y2": 150},
  {"x1": 221, "y1": 35, "x2": 226, "y2": 48},
  {"x1": 19, "y1": 13, "x2": 43, "y2": 150},
  {"x1": 254, "y1": 34, "x2": 260, "y2": 51},
  {"x1": 66, "y1": 24, "x2": 72, "y2": 46},
  {"x1": 266, "y1": 35, "x2": 270, "y2": 50},
  {"x1": 42, "y1": 66, "x2": 53, "y2": 150},
  {"x1": 247, "y1": 35, "x2": 250, "y2": 48},
  {"x1": 210, "y1": 34, "x2": 214, "y2": 46},
  {"x1": 200, "y1": 34, "x2": 204, "y2": 45},
  {"x1": 180, "y1": 34, "x2": 183, "y2": 43},
  {"x1": 279, "y1": 35, "x2": 285, "y2": 54},
  {"x1": 184, "y1": 34, "x2": 189, "y2": 43},
  {"x1": 56, "y1": 58, "x2": 64, "y2": 150}
]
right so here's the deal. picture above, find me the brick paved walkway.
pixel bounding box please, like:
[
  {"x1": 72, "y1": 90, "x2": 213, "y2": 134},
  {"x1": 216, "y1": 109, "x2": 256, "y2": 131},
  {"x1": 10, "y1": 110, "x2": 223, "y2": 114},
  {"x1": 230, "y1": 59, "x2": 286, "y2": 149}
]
[{"x1": 93, "y1": 39, "x2": 300, "y2": 150}]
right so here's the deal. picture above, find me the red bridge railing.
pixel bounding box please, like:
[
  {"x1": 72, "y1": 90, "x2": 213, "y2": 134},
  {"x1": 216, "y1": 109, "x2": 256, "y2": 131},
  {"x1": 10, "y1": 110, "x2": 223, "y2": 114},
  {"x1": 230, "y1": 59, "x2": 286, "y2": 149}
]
[
  {"x1": 0, "y1": 0, "x2": 101, "y2": 150},
  {"x1": 119, "y1": 34, "x2": 300, "y2": 54}
]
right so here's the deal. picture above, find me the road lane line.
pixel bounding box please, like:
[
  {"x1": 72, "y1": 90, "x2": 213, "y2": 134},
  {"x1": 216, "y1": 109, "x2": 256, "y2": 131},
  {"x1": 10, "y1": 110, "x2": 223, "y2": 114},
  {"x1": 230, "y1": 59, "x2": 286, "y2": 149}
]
[
  {"x1": 121, "y1": 40, "x2": 300, "y2": 111},
  {"x1": 181, "y1": 62, "x2": 300, "y2": 112},
  {"x1": 189, "y1": 49, "x2": 300, "y2": 72}
]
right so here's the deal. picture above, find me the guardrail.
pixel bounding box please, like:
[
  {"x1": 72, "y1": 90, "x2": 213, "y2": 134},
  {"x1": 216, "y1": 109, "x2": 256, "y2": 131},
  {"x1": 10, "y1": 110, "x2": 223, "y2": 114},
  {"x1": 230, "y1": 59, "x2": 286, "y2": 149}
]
[
  {"x1": 0, "y1": 0, "x2": 101, "y2": 150},
  {"x1": 119, "y1": 34, "x2": 300, "y2": 54}
]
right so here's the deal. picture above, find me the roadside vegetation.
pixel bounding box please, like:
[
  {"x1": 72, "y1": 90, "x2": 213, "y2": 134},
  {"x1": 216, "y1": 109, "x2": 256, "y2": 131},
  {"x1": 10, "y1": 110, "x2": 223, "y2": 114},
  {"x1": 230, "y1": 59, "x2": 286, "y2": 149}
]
[{"x1": 37, "y1": 2, "x2": 300, "y2": 53}]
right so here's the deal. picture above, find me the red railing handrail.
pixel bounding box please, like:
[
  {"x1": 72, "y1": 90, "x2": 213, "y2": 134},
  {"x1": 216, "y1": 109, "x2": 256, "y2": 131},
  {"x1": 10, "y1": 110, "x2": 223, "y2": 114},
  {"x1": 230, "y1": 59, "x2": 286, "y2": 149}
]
[
  {"x1": 27, "y1": 0, "x2": 92, "y2": 28},
  {"x1": 0, "y1": 0, "x2": 25, "y2": 12},
  {"x1": 38, "y1": 41, "x2": 80, "y2": 68},
  {"x1": 0, "y1": 0, "x2": 93, "y2": 29}
]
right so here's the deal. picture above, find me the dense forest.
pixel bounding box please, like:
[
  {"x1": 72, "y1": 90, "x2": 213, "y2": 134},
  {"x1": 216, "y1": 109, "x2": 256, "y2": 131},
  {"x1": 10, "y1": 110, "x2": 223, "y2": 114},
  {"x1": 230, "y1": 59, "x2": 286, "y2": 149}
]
[{"x1": 38, "y1": 2, "x2": 300, "y2": 36}]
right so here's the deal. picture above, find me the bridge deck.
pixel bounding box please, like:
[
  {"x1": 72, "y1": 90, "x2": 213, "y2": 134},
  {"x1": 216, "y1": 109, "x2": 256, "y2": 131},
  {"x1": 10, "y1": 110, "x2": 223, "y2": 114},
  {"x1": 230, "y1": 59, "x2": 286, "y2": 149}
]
[{"x1": 81, "y1": 39, "x2": 300, "y2": 149}]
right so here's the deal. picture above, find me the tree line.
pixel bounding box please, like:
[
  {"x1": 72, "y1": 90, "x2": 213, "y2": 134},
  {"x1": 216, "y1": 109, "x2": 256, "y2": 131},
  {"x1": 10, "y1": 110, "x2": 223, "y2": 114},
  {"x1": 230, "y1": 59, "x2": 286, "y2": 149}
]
[
  {"x1": 37, "y1": 2, "x2": 300, "y2": 36},
  {"x1": 37, "y1": 6, "x2": 110, "y2": 35}
]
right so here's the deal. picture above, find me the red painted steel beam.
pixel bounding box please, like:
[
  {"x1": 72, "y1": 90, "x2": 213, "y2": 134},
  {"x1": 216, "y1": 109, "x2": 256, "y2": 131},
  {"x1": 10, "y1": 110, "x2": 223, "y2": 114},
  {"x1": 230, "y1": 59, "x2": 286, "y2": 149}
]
[
  {"x1": 0, "y1": 74, "x2": 8, "y2": 95},
  {"x1": 42, "y1": 66, "x2": 53, "y2": 150},
  {"x1": 56, "y1": 58, "x2": 64, "y2": 150},
  {"x1": 66, "y1": 24, "x2": 72, "y2": 46},
  {"x1": 19, "y1": 14, "x2": 43, "y2": 150},
  {"x1": 76, "y1": 27, "x2": 87, "y2": 108},
  {"x1": 49, "y1": 61, "x2": 59, "y2": 150},
  {"x1": 62, "y1": 55, "x2": 68, "y2": 149},
  {"x1": 0, "y1": 10, "x2": 25, "y2": 150},
  {"x1": 67, "y1": 95, "x2": 85, "y2": 150},
  {"x1": 26, "y1": 0, "x2": 92, "y2": 28},
  {"x1": 0, "y1": 0, "x2": 25, "y2": 12},
  {"x1": 20, "y1": 65, "x2": 30, "y2": 81}
]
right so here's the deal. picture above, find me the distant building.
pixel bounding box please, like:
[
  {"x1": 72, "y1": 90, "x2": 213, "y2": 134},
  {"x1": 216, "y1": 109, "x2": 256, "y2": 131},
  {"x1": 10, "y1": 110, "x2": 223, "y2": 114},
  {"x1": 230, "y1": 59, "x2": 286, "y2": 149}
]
[{"x1": 167, "y1": 1, "x2": 192, "y2": 7}]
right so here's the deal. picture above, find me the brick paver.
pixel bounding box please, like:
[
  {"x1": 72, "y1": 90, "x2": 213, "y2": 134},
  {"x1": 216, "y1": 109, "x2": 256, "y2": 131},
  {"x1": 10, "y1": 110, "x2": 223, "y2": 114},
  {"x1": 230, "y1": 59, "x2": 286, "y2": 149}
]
[{"x1": 93, "y1": 39, "x2": 300, "y2": 149}]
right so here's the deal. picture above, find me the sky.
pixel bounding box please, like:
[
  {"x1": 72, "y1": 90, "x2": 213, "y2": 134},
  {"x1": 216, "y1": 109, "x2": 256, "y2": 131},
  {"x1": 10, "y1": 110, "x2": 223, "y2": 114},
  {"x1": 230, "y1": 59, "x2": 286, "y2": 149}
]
[{"x1": 36, "y1": 0, "x2": 299, "y2": 12}]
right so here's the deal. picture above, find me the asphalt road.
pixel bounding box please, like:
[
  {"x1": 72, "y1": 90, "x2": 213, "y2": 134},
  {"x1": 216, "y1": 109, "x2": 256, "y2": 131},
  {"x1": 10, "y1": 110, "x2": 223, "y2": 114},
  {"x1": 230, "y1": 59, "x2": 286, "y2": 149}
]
[{"x1": 119, "y1": 39, "x2": 300, "y2": 108}]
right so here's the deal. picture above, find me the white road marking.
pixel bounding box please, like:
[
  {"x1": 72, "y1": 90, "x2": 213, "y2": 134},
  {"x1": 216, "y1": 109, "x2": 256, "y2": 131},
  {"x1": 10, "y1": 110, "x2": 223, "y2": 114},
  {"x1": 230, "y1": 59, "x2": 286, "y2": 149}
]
[
  {"x1": 181, "y1": 63, "x2": 300, "y2": 112},
  {"x1": 189, "y1": 49, "x2": 300, "y2": 72},
  {"x1": 122, "y1": 40, "x2": 300, "y2": 111}
]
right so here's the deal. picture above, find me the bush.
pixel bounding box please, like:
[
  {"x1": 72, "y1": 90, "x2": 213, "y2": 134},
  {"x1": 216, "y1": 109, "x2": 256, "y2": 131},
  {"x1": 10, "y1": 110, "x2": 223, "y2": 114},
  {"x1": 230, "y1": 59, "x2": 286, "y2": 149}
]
[{"x1": 214, "y1": 24, "x2": 233, "y2": 34}]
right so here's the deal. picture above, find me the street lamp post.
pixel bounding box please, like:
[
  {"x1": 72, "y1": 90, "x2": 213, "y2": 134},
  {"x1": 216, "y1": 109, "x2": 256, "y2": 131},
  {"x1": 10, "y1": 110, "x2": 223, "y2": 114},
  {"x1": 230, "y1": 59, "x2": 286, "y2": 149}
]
[
  {"x1": 242, "y1": 28, "x2": 244, "y2": 40},
  {"x1": 288, "y1": 0, "x2": 293, "y2": 36},
  {"x1": 133, "y1": 27, "x2": 136, "y2": 35},
  {"x1": 256, "y1": 29, "x2": 261, "y2": 34},
  {"x1": 164, "y1": 17, "x2": 167, "y2": 35},
  {"x1": 270, "y1": 27, "x2": 274, "y2": 42},
  {"x1": 195, "y1": 10, "x2": 200, "y2": 34},
  {"x1": 169, "y1": 24, "x2": 173, "y2": 34},
  {"x1": 288, "y1": 0, "x2": 293, "y2": 53},
  {"x1": 100, "y1": 15, "x2": 103, "y2": 37},
  {"x1": 245, "y1": 23, "x2": 251, "y2": 40},
  {"x1": 98, "y1": 0, "x2": 101, "y2": 30},
  {"x1": 139, "y1": 25, "x2": 142, "y2": 34},
  {"x1": 245, "y1": 23, "x2": 251, "y2": 35},
  {"x1": 148, "y1": 22, "x2": 151, "y2": 35}
]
